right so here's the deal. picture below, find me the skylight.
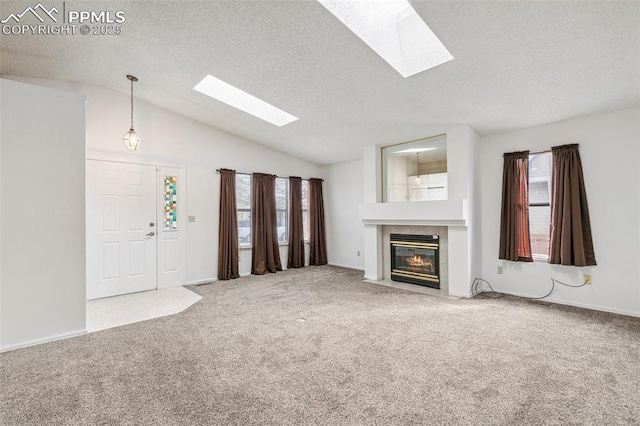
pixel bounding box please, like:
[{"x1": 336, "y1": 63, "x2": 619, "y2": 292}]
[
  {"x1": 317, "y1": 0, "x2": 453, "y2": 78},
  {"x1": 194, "y1": 75, "x2": 298, "y2": 127}
]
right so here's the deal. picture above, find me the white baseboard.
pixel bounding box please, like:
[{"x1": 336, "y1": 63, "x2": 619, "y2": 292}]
[
  {"x1": 1, "y1": 329, "x2": 87, "y2": 353},
  {"x1": 187, "y1": 273, "x2": 252, "y2": 284},
  {"x1": 328, "y1": 262, "x2": 365, "y2": 271},
  {"x1": 186, "y1": 277, "x2": 217, "y2": 286},
  {"x1": 188, "y1": 266, "x2": 358, "y2": 284},
  {"x1": 496, "y1": 290, "x2": 640, "y2": 318}
]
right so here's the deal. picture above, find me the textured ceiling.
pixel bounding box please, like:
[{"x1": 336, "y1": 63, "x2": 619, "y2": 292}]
[{"x1": 1, "y1": 0, "x2": 639, "y2": 165}]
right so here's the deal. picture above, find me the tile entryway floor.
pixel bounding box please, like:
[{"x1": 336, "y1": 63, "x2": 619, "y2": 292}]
[{"x1": 86, "y1": 287, "x2": 202, "y2": 332}]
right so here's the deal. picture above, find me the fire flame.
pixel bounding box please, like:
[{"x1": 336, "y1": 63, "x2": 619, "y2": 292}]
[
  {"x1": 409, "y1": 256, "x2": 425, "y2": 266},
  {"x1": 406, "y1": 255, "x2": 434, "y2": 271}
]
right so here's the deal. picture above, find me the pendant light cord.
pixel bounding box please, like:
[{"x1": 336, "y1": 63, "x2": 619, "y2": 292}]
[{"x1": 130, "y1": 78, "x2": 134, "y2": 130}]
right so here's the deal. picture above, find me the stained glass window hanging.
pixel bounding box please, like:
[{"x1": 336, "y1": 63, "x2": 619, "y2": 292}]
[{"x1": 164, "y1": 176, "x2": 178, "y2": 230}]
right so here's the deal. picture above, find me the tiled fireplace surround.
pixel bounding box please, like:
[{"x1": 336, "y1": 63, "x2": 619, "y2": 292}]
[
  {"x1": 361, "y1": 215, "x2": 474, "y2": 297},
  {"x1": 360, "y1": 215, "x2": 474, "y2": 297}
]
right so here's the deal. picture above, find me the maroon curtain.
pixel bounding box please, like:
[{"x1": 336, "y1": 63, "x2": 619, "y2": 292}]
[
  {"x1": 287, "y1": 176, "x2": 305, "y2": 268},
  {"x1": 499, "y1": 151, "x2": 533, "y2": 262},
  {"x1": 309, "y1": 178, "x2": 328, "y2": 265},
  {"x1": 549, "y1": 144, "x2": 596, "y2": 266},
  {"x1": 251, "y1": 173, "x2": 282, "y2": 274},
  {"x1": 217, "y1": 169, "x2": 239, "y2": 280}
]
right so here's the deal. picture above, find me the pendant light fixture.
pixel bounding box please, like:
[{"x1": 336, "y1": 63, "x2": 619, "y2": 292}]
[
  {"x1": 123, "y1": 75, "x2": 141, "y2": 151},
  {"x1": 415, "y1": 152, "x2": 423, "y2": 185}
]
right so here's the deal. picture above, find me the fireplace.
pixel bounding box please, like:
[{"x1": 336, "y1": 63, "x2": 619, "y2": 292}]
[{"x1": 390, "y1": 234, "x2": 440, "y2": 289}]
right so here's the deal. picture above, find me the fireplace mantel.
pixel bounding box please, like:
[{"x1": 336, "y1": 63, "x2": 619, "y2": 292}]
[
  {"x1": 359, "y1": 198, "x2": 468, "y2": 227},
  {"x1": 360, "y1": 200, "x2": 471, "y2": 297}
]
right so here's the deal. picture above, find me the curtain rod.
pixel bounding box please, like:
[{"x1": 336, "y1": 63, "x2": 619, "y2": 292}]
[
  {"x1": 529, "y1": 149, "x2": 552, "y2": 155},
  {"x1": 216, "y1": 169, "x2": 323, "y2": 182},
  {"x1": 531, "y1": 144, "x2": 580, "y2": 155}
]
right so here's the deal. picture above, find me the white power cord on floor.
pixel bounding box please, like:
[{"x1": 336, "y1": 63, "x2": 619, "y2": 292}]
[{"x1": 472, "y1": 277, "x2": 588, "y2": 300}]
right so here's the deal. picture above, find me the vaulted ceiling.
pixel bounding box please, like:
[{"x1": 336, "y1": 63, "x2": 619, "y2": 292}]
[{"x1": 1, "y1": 0, "x2": 639, "y2": 165}]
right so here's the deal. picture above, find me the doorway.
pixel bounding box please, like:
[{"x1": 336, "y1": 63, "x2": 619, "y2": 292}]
[{"x1": 86, "y1": 160, "x2": 158, "y2": 299}]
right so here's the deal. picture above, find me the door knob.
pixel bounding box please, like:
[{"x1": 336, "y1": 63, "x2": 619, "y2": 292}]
[{"x1": 146, "y1": 231, "x2": 155, "y2": 237}]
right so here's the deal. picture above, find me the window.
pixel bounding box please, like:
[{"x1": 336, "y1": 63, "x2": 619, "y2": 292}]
[
  {"x1": 302, "y1": 179, "x2": 310, "y2": 241},
  {"x1": 236, "y1": 174, "x2": 293, "y2": 246},
  {"x1": 163, "y1": 176, "x2": 178, "y2": 230},
  {"x1": 236, "y1": 174, "x2": 251, "y2": 246},
  {"x1": 275, "y1": 178, "x2": 288, "y2": 243},
  {"x1": 528, "y1": 152, "x2": 552, "y2": 258}
]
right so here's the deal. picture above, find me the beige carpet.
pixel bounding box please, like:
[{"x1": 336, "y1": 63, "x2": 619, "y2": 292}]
[{"x1": 1, "y1": 265, "x2": 639, "y2": 425}]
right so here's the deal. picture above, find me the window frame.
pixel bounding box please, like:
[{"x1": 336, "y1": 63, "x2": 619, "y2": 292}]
[
  {"x1": 302, "y1": 179, "x2": 310, "y2": 242},
  {"x1": 528, "y1": 152, "x2": 552, "y2": 260},
  {"x1": 235, "y1": 173, "x2": 252, "y2": 248},
  {"x1": 275, "y1": 177, "x2": 289, "y2": 244}
]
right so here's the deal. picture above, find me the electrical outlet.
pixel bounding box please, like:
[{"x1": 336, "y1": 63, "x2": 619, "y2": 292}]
[
  {"x1": 188, "y1": 215, "x2": 196, "y2": 223},
  {"x1": 497, "y1": 266, "x2": 503, "y2": 274},
  {"x1": 583, "y1": 274, "x2": 592, "y2": 285},
  {"x1": 357, "y1": 250, "x2": 361, "y2": 256}
]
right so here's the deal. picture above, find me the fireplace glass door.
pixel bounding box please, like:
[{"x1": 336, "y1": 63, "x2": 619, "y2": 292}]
[{"x1": 390, "y1": 234, "x2": 439, "y2": 288}]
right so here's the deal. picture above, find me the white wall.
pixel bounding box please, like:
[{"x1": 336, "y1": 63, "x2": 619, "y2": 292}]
[
  {"x1": 480, "y1": 108, "x2": 640, "y2": 316},
  {"x1": 0, "y1": 79, "x2": 87, "y2": 351},
  {"x1": 6, "y1": 77, "x2": 323, "y2": 284},
  {"x1": 465, "y1": 127, "x2": 483, "y2": 288},
  {"x1": 446, "y1": 126, "x2": 474, "y2": 202},
  {"x1": 444, "y1": 125, "x2": 480, "y2": 297},
  {"x1": 184, "y1": 166, "x2": 218, "y2": 282},
  {"x1": 324, "y1": 159, "x2": 365, "y2": 270},
  {"x1": 0, "y1": 78, "x2": 3, "y2": 347}
]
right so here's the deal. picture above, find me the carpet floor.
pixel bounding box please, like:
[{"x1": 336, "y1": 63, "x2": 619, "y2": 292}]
[{"x1": 1, "y1": 265, "x2": 639, "y2": 425}]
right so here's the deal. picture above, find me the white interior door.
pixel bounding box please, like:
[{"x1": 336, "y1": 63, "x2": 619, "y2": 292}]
[{"x1": 87, "y1": 160, "x2": 157, "y2": 300}]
